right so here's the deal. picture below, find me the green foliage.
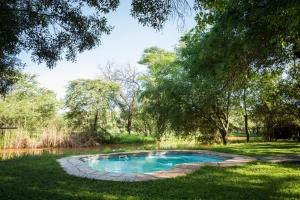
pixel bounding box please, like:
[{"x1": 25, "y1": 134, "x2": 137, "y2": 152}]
[
  {"x1": 101, "y1": 63, "x2": 142, "y2": 134},
  {"x1": 139, "y1": 47, "x2": 183, "y2": 139},
  {"x1": 65, "y1": 79, "x2": 119, "y2": 135},
  {"x1": 0, "y1": 0, "x2": 119, "y2": 67},
  {"x1": 196, "y1": 0, "x2": 300, "y2": 64},
  {"x1": 0, "y1": 64, "x2": 20, "y2": 94},
  {"x1": 137, "y1": 0, "x2": 300, "y2": 144},
  {"x1": 1, "y1": 0, "x2": 300, "y2": 147},
  {"x1": 131, "y1": 0, "x2": 192, "y2": 30},
  {"x1": 0, "y1": 0, "x2": 194, "y2": 94},
  {"x1": 249, "y1": 68, "x2": 300, "y2": 140},
  {"x1": 0, "y1": 73, "x2": 65, "y2": 148},
  {"x1": 0, "y1": 73, "x2": 61, "y2": 133},
  {"x1": 104, "y1": 133, "x2": 155, "y2": 144},
  {"x1": 0, "y1": 0, "x2": 119, "y2": 93},
  {"x1": 140, "y1": 41, "x2": 235, "y2": 145}
]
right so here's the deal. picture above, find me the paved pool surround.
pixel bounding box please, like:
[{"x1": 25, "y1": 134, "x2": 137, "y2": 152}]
[{"x1": 57, "y1": 150, "x2": 256, "y2": 182}]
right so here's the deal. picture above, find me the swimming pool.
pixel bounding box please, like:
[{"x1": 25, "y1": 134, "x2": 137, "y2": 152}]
[
  {"x1": 58, "y1": 150, "x2": 255, "y2": 181},
  {"x1": 83, "y1": 152, "x2": 227, "y2": 174}
]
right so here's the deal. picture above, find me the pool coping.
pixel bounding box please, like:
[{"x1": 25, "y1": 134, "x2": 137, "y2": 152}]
[{"x1": 57, "y1": 150, "x2": 256, "y2": 182}]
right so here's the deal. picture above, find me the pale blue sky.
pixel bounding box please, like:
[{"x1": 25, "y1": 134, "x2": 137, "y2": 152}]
[{"x1": 22, "y1": 1, "x2": 196, "y2": 99}]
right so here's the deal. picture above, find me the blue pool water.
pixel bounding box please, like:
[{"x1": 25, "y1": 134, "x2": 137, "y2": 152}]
[{"x1": 84, "y1": 152, "x2": 227, "y2": 174}]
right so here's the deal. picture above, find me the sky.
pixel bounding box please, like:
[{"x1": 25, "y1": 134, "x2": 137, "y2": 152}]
[{"x1": 21, "y1": 1, "x2": 196, "y2": 99}]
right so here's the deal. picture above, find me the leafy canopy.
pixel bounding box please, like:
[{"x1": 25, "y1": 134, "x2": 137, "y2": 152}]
[
  {"x1": 64, "y1": 79, "x2": 119, "y2": 132},
  {"x1": 0, "y1": 0, "x2": 193, "y2": 94},
  {"x1": 0, "y1": 73, "x2": 60, "y2": 132}
]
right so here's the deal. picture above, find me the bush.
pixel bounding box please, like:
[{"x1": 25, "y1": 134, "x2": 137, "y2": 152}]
[{"x1": 272, "y1": 122, "x2": 300, "y2": 140}]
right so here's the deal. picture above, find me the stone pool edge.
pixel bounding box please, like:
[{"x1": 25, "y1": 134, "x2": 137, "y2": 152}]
[{"x1": 57, "y1": 150, "x2": 256, "y2": 182}]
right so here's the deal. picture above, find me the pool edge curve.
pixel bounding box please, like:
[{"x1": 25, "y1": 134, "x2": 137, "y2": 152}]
[{"x1": 57, "y1": 150, "x2": 256, "y2": 182}]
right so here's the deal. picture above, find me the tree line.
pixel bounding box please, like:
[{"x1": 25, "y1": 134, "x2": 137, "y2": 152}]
[
  {"x1": 138, "y1": 0, "x2": 299, "y2": 144},
  {"x1": 0, "y1": 0, "x2": 299, "y2": 147}
]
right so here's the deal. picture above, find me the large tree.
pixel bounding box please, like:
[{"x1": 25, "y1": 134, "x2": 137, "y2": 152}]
[
  {"x1": 195, "y1": 0, "x2": 300, "y2": 68},
  {"x1": 0, "y1": 73, "x2": 60, "y2": 132},
  {"x1": 139, "y1": 47, "x2": 230, "y2": 144},
  {"x1": 101, "y1": 62, "x2": 142, "y2": 134},
  {"x1": 139, "y1": 47, "x2": 180, "y2": 139},
  {"x1": 180, "y1": 0, "x2": 300, "y2": 142},
  {"x1": 64, "y1": 79, "x2": 119, "y2": 137},
  {"x1": 1, "y1": 0, "x2": 299, "y2": 94}
]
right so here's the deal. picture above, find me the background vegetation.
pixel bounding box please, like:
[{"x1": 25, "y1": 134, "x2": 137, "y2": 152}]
[{"x1": 0, "y1": 0, "x2": 299, "y2": 148}]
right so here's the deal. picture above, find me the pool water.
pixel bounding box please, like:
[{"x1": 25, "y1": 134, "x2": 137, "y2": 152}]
[{"x1": 84, "y1": 152, "x2": 227, "y2": 174}]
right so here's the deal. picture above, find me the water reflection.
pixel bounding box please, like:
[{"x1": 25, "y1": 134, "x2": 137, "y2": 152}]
[
  {"x1": 0, "y1": 144, "x2": 156, "y2": 160},
  {"x1": 0, "y1": 141, "x2": 201, "y2": 160}
]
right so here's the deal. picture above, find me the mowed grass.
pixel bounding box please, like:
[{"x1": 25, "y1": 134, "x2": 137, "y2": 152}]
[
  {"x1": 182, "y1": 142, "x2": 300, "y2": 156},
  {"x1": 106, "y1": 134, "x2": 155, "y2": 144},
  {"x1": 0, "y1": 142, "x2": 300, "y2": 200}
]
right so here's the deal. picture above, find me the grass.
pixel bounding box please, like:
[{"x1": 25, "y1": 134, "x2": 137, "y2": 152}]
[
  {"x1": 0, "y1": 142, "x2": 300, "y2": 200},
  {"x1": 106, "y1": 134, "x2": 155, "y2": 144},
  {"x1": 229, "y1": 132, "x2": 261, "y2": 137},
  {"x1": 227, "y1": 132, "x2": 265, "y2": 143},
  {"x1": 175, "y1": 142, "x2": 300, "y2": 156}
]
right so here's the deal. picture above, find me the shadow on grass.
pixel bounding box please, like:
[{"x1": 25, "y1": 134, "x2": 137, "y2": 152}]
[{"x1": 0, "y1": 154, "x2": 299, "y2": 200}]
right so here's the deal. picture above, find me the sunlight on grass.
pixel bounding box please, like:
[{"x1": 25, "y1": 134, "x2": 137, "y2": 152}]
[{"x1": 0, "y1": 142, "x2": 300, "y2": 199}]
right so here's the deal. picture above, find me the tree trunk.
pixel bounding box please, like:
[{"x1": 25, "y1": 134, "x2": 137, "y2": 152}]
[
  {"x1": 220, "y1": 91, "x2": 231, "y2": 145},
  {"x1": 244, "y1": 114, "x2": 249, "y2": 142},
  {"x1": 243, "y1": 88, "x2": 250, "y2": 143},
  {"x1": 92, "y1": 110, "x2": 99, "y2": 135},
  {"x1": 143, "y1": 120, "x2": 148, "y2": 136},
  {"x1": 126, "y1": 108, "x2": 132, "y2": 135},
  {"x1": 220, "y1": 128, "x2": 228, "y2": 145}
]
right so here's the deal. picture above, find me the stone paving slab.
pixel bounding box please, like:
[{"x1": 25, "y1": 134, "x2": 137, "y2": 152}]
[
  {"x1": 57, "y1": 150, "x2": 256, "y2": 182},
  {"x1": 256, "y1": 155, "x2": 300, "y2": 163}
]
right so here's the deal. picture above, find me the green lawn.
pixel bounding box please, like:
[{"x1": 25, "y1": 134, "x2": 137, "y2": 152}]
[
  {"x1": 106, "y1": 134, "x2": 155, "y2": 144},
  {"x1": 228, "y1": 132, "x2": 261, "y2": 137},
  {"x1": 0, "y1": 142, "x2": 300, "y2": 200},
  {"x1": 181, "y1": 142, "x2": 300, "y2": 156}
]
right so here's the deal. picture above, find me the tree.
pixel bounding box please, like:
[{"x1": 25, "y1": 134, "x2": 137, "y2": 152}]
[
  {"x1": 131, "y1": 0, "x2": 192, "y2": 29},
  {"x1": 0, "y1": 73, "x2": 60, "y2": 132},
  {"x1": 181, "y1": 0, "x2": 300, "y2": 142},
  {"x1": 179, "y1": 23, "x2": 251, "y2": 144},
  {"x1": 139, "y1": 47, "x2": 180, "y2": 139},
  {"x1": 0, "y1": 0, "x2": 119, "y2": 93},
  {"x1": 0, "y1": 0, "x2": 194, "y2": 94},
  {"x1": 280, "y1": 63, "x2": 300, "y2": 119},
  {"x1": 250, "y1": 66, "x2": 300, "y2": 140},
  {"x1": 100, "y1": 63, "x2": 142, "y2": 134},
  {"x1": 139, "y1": 47, "x2": 226, "y2": 144},
  {"x1": 133, "y1": 104, "x2": 156, "y2": 137},
  {"x1": 137, "y1": 0, "x2": 300, "y2": 144},
  {"x1": 64, "y1": 79, "x2": 119, "y2": 139},
  {"x1": 194, "y1": 0, "x2": 300, "y2": 142},
  {"x1": 1, "y1": 0, "x2": 299, "y2": 94},
  {"x1": 195, "y1": 0, "x2": 300, "y2": 68},
  {"x1": 0, "y1": 63, "x2": 20, "y2": 95}
]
